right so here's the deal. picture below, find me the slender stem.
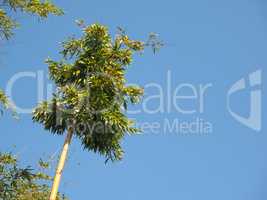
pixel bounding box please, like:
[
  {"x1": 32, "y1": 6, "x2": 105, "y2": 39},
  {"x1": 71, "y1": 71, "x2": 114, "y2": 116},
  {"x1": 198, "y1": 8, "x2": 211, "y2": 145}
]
[{"x1": 49, "y1": 129, "x2": 73, "y2": 200}]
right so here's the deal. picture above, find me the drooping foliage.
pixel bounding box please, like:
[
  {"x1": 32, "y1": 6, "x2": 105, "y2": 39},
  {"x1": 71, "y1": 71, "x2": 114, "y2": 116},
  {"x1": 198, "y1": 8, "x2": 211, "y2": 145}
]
[
  {"x1": 0, "y1": 0, "x2": 63, "y2": 40},
  {"x1": 0, "y1": 152, "x2": 68, "y2": 200},
  {"x1": 33, "y1": 23, "x2": 145, "y2": 162}
]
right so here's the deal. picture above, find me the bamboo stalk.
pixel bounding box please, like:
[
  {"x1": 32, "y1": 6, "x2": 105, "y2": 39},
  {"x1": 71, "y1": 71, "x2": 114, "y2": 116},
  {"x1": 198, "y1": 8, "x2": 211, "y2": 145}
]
[{"x1": 49, "y1": 128, "x2": 73, "y2": 200}]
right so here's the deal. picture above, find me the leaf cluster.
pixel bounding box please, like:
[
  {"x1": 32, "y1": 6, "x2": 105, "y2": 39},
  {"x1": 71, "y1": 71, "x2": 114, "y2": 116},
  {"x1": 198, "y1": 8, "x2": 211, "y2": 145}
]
[
  {"x1": 33, "y1": 24, "x2": 144, "y2": 162},
  {"x1": 0, "y1": 89, "x2": 8, "y2": 115},
  {"x1": 0, "y1": 0, "x2": 63, "y2": 39},
  {"x1": 0, "y1": 152, "x2": 67, "y2": 200}
]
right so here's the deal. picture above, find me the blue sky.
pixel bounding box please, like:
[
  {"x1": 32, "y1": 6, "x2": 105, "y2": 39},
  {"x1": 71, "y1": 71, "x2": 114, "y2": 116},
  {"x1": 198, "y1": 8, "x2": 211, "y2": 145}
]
[{"x1": 0, "y1": 0, "x2": 267, "y2": 199}]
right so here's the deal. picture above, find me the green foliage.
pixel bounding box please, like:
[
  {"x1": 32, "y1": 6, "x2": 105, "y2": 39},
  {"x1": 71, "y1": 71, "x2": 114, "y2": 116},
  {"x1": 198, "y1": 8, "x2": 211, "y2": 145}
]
[
  {"x1": 0, "y1": 152, "x2": 68, "y2": 200},
  {"x1": 0, "y1": 89, "x2": 8, "y2": 115},
  {"x1": 0, "y1": 89, "x2": 8, "y2": 108},
  {"x1": 0, "y1": 0, "x2": 63, "y2": 39},
  {"x1": 0, "y1": 89, "x2": 18, "y2": 118},
  {"x1": 33, "y1": 23, "x2": 145, "y2": 162}
]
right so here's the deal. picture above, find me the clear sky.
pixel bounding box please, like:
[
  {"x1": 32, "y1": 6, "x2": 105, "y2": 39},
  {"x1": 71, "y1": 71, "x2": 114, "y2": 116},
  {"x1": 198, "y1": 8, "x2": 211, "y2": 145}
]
[{"x1": 0, "y1": 0, "x2": 267, "y2": 199}]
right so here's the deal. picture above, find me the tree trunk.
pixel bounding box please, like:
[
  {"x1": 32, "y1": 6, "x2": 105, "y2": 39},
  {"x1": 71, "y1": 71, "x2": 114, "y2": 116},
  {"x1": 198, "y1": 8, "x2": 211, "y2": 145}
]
[{"x1": 49, "y1": 128, "x2": 73, "y2": 200}]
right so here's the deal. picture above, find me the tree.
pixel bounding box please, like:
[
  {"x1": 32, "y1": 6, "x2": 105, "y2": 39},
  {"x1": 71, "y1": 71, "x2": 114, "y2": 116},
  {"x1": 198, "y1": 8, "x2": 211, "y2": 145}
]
[
  {"x1": 0, "y1": 0, "x2": 63, "y2": 110},
  {"x1": 33, "y1": 23, "x2": 146, "y2": 200},
  {"x1": 0, "y1": 152, "x2": 68, "y2": 200}
]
